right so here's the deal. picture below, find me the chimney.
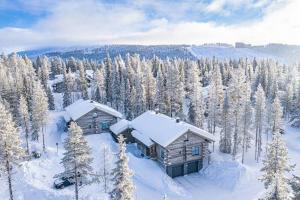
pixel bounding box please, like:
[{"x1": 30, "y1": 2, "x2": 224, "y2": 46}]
[{"x1": 176, "y1": 118, "x2": 180, "y2": 123}]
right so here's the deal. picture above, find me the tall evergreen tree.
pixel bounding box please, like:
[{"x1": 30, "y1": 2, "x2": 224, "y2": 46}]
[
  {"x1": 0, "y1": 102, "x2": 25, "y2": 200},
  {"x1": 260, "y1": 131, "x2": 293, "y2": 200},
  {"x1": 58, "y1": 122, "x2": 93, "y2": 200},
  {"x1": 188, "y1": 63, "x2": 204, "y2": 128},
  {"x1": 19, "y1": 95, "x2": 31, "y2": 154},
  {"x1": 31, "y1": 81, "x2": 48, "y2": 151},
  {"x1": 254, "y1": 84, "x2": 266, "y2": 162},
  {"x1": 110, "y1": 135, "x2": 134, "y2": 200}
]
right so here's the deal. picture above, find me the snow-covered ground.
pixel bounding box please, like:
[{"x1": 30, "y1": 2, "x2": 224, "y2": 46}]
[{"x1": 0, "y1": 110, "x2": 299, "y2": 200}]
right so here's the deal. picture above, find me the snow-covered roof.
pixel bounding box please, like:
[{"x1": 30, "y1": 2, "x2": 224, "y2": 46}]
[
  {"x1": 64, "y1": 99, "x2": 123, "y2": 121},
  {"x1": 131, "y1": 130, "x2": 154, "y2": 147},
  {"x1": 109, "y1": 119, "x2": 131, "y2": 135},
  {"x1": 131, "y1": 111, "x2": 216, "y2": 147}
]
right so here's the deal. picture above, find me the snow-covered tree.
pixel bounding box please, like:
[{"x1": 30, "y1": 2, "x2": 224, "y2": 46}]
[
  {"x1": 100, "y1": 145, "x2": 113, "y2": 193},
  {"x1": 228, "y1": 68, "x2": 246, "y2": 159},
  {"x1": 78, "y1": 62, "x2": 89, "y2": 100},
  {"x1": 19, "y1": 95, "x2": 31, "y2": 154},
  {"x1": 254, "y1": 84, "x2": 266, "y2": 162},
  {"x1": 46, "y1": 87, "x2": 55, "y2": 110},
  {"x1": 188, "y1": 62, "x2": 204, "y2": 128},
  {"x1": 260, "y1": 131, "x2": 293, "y2": 200},
  {"x1": 165, "y1": 60, "x2": 184, "y2": 117},
  {"x1": 31, "y1": 81, "x2": 48, "y2": 151},
  {"x1": 155, "y1": 65, "x2": 167, "y2": 114},
  {"x1": 241, "y1": 80, "x2": 253, "y2": 163},
  {"x1": 59, "y1": 122, "x2": 93, "y2": 200},
  {"x1": 110, "y1": 135, "x2": 134, "y2": 200},
  {"x1": 207, "y1": 66, "x2": 224, "y2": 134},
  {"x1": 93, "y1": 68, "x2": 106, "y2": 103},
  {"x1": 219, "y1": 91, "x2": 232, "y2": 154},
  {"x1": 63, "y1": 67, "x2": 72, "y2": 108},
  {"x1": 0, "y1": 102, "x2": 25, "y2": 200},
  {"x1": 271, "y1": 95, "x2": 283, "y2": 133}
]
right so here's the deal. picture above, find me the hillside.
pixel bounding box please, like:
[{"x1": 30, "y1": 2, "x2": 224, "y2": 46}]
[{"x1": 18, "y1": 44, "x2": 300, "y2": 64}]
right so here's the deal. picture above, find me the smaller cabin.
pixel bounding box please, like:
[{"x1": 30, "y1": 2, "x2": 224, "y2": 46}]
[{"x1": 64, "y1": 99, "x2": 122, "y2": 135}]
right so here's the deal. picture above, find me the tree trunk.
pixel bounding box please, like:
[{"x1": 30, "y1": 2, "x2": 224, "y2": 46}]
[
  {"x1": 74, "y1": 161, "x2": 79, "y2": 200},
  {"x1": 103, "y1": 149, "x2": 107, "y2": 193},
  {"x1": 25, "y1": 121, "x2": 30, "y2": 155},
  {"x1": 42, "y1": 126, "x2": 46, "y2": 152},
  {"x1": 6, "y1": 156, "x2": 13, "y2": 200}
]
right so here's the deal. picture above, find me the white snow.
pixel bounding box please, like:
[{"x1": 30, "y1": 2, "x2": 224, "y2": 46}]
[
  {"x1": 131, "y1": 111, "x2": 216, "y2": 147},
  {"x1": 131, "y1": 130, "x2": 154, "y2": 147},
  {"x1": 64, "y1": 99, "x2": 123, "y2": 121},
  {"x1": 109, "y1": 119, "x2": 130, "y2": 135},
  {"x1": 0, "y1": 109, "x2": 299, "y2": 200}
]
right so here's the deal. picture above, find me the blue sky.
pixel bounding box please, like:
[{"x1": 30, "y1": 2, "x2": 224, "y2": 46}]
[{"x1": 0, "y1": 0, "x2": 299, "y2": 52}]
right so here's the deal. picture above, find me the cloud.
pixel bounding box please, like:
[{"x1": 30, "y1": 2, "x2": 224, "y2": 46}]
[{"x1": 0, "y1": 0, "x2": 300, "y2": 52}]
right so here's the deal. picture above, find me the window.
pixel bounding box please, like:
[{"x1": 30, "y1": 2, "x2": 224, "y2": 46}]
[
  {"x1": 89, "y1": 125, "x2": 92, "y2": 129},
  {"x1": 192, "y1": 146, "x2": 200, "y2": 156},
  {"x1": 101, "y1": 122, "x2": 110, "y2": 130},
  {"x1": 160, "y1": 149, "x2": 165, "y2": 159}
]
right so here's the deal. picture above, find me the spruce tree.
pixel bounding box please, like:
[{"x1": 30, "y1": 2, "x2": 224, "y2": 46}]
[
  {"x1": 59, "y1": 122, "x2": 93, "y2": 200},
  {"x1": 110, "y1": 135, "x2": 134, "y2": 200},
  {"x1": 19, "y1": 95, "x2": 31, "y2": 154},
  {"x1": 31, "y1": 81, "x2": 48, "y2": 151},
  {"x1": 46, "y1": 87, "x2": 55, "y2": 110},
  {"x1": 0, "y1": 102, "x2": 25, "y2": 200},
  {"x1": 254, "y1": 84, "x2": 266, "y2": 162},
  {"x1": 260, "y1": 131, "x2": 293, "y2": 200},
  {"x1": 188, "y1": 62, "x2": 204, "y2": 128}
]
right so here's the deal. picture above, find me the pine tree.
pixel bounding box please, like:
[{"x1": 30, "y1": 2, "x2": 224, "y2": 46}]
[
  {"x1": 31, "y1": 81, "x2": 48, "y2": 151},
  {"x1": 219, "y1": 91, "x2": 232, "y2": 154},
  {"x1": 272, "y1": 95, "x2": 283, "y2": 134},
  {"x1": 93, "y1": 68, "x2": 106, "y2": 103},
  {"x1": 260, "y1": 131, "x2": 293, "y2": 200},
  {"x1": 100, "y1": 145, "x2": 113, "y2": 193},
  {"x1": 63, "y1": 66, "x2": 72, "y2": 108},
  {"x1": 229, "y1": 68, "x2": 246, "y2": 159},
  {"x1": 188, "y1": 63, "x2": 204, "y2": 128},
  {"x1": 254, "y1": 84, "x2": 266, "y2": 162},
  {"x1": 19, "y1": 95, "x2": 31, "y2": 154},
  {"x1": 78, "y1": 62, "x2": 89, "y2": 100},
  {"x1": 165, "y1": 60, "x2": 184, "y2": 117},
  {"x1": 241, "y1": 80, "x2": 253, "y2": 163},
  {"x1": 59, "y1": 122, "x2": 93, "y2": 200},
  {"x1": 155, "y1": 65, "x2": 167, "y2": 114},
  {"x1": 46, "y1": 87, "x2": 55, "y2": 110},
  {"x1": 208, "y1": 66, "x2": 224, "y2": 134},
  {"x1": 110, "y1": 135, "x2": 134, "y2": 200},
  {"x1": 0, "y1": 102, "x2": 25, "y2": 200}
]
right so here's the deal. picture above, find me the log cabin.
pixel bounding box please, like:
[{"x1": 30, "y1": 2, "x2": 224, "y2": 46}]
[
  {"x1": 110, "y1": 110, "x2": 216, "y2": 178},
  {"x1": 64, "y1": 99, "x2": 123, "y2": 135}
]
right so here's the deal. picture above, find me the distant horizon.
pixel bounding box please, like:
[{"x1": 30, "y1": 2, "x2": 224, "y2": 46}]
[{"x1": 9, "y1": 42, "x2": 300, "y2": 54}]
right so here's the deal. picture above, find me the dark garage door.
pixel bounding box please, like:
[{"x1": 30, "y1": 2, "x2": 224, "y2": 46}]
[
  {"x1": 187, "y1": 161, "x2": 199, "y2": 174},
  {"x1": 167, "y1": 164, "x2": 184, "y2": 178}
]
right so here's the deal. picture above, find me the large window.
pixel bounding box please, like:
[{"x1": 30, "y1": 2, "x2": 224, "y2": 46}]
[{"x1": 192, "y1": 146, "x2": 200, "y2": 156}]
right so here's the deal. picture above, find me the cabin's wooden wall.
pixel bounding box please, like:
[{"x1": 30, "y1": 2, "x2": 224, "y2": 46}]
[
  {"x1": 76, "y1": 108, "x2": 118, "y2": 135},
  {"x1": 163, "y1": 131, "x2": 208, "y2": 166}
]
